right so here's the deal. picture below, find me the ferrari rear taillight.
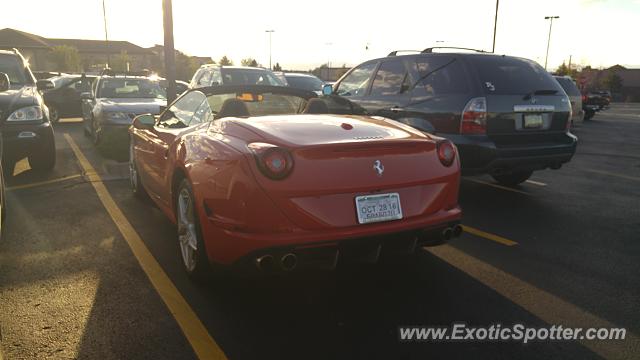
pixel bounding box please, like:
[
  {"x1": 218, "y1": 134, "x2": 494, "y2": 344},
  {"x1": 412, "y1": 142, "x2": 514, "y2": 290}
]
[
  {"x1": 460, "y1": 97, "x2": 487, "y2": 134},
  {"x1": 248, "y1": 142, "x2": 294, "y2": 180},
  {"x1": 437, "y1": 140, "x2": 456, "y2": 167}
]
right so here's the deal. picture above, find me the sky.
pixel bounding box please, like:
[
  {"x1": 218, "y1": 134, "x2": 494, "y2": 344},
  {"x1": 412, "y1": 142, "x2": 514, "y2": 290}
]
[{"x1": 2, "y1": 0, "x2": 639, "y2": 70}]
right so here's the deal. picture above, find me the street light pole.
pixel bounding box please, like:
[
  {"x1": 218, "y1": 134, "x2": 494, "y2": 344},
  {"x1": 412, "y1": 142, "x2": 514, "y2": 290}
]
[
  {"x1": 492, "y1": 0, "x2": 499, "y2": 53},
  {"x1": 265, "y1": 30, "x2": 274, "y2": 70},
  {"x1": 102, "y1": 0, "x2": 110, "y2": 68},
  {"x1": 544, "y1": 16, "x2": 559, "y2": 70},
  {"x1": 163, "y1": 0, "x2": 177, "y2": 103}
]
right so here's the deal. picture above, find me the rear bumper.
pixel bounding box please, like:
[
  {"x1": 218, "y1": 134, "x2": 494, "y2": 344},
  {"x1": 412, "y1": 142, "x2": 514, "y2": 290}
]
[
  {"x1": 204, "y1": 207, "x2": 462, "y2": 266},
  {"x1": 1, "y1": 121, "x2": 55, "y2": 162},
  {"x1": 444, "y1": 133, "x2": 577, "y2": 175}
]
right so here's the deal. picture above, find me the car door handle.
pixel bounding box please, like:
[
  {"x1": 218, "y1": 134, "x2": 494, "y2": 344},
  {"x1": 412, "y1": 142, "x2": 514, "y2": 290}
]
[{"x1": 390, "y1": 106, "x2": 403, "y2": 112}]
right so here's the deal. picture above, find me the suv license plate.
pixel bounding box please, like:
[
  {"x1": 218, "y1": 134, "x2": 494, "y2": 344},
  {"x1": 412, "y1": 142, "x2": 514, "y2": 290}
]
[
  {"x1": 524, "y1": 114, "x2": 544, "y2": 128},
  {"x1": 355, "y1": 193, "x2": 403, "y2": 224}
]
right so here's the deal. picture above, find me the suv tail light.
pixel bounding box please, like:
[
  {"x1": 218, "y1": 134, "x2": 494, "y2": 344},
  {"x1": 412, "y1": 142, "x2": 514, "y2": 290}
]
[
  {"x1": 437, "y1": 140, "x2": 456, "y2": 167},
  {"x1": 460, "y1": 97, "x2": 487, "y2": 134},
  {"x1": 248, "y1": 142, "x2": 294, "y2": 180}
]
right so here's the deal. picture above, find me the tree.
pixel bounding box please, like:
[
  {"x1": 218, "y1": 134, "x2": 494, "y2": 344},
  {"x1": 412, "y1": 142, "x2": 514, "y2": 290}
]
[
  {"x1": 175, "y1": 53, "x2": 200, "y2": 81},
  {"x1": 273, "y1": 62, "x2": 282, "y2": 71},
  {"x1": 241, "y1": 58, "x2": 259, "y2": 67},
  {"x1": 110, "y1": 51, "x2": 130, "y2": 71},
  {"x1": 49, "y1": 45, "x2": 81, "y2": 72},
  {"x1": 603, "y1": 72, "x2": 623, "y2": 93},
  {"x1": 219, "y1": 56, "x2": 233, "y2": 66},
  {"x1": 556, "y1": 62, "x2": 570, "y2": 76}
]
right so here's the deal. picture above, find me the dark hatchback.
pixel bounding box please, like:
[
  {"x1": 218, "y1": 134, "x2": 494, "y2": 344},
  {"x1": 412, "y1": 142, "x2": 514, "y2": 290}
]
[
  {"x1": 329, "y1": 49, "x2": 578, "y2": 185},
  {"x1": 0, "y1": 49, "x2": 56, "y2": 174}
]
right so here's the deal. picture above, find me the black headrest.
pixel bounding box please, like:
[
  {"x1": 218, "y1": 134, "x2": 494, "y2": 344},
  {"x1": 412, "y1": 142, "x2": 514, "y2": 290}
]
[
  {"x1": 215, "y1": 98, "x2": 250, "y2": 119},
  {"x1": 303, "y1": 98, "x2": 329, "y2": 114}
]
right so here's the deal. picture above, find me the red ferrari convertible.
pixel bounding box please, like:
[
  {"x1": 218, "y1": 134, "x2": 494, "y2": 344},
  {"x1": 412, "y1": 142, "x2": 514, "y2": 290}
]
[{"x1": 129, "y1": 85, "x2": 462, "y2": 277}]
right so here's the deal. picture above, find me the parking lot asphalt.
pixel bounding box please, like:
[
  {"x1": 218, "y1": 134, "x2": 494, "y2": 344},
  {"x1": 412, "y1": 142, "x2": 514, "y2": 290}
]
[{"x1": 1, "y1": 104, "x2": 639, "y2": 359}]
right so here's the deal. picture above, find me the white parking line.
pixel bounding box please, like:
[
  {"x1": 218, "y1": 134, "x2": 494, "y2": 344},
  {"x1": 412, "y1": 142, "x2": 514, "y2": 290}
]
[
  {"x1": 525, "y1": 180, "x2": 547, "y2": 186},
  {"x1": 585, "y1": 168, "x2": 640, "y2": 182},
  {"x1": 464, "y1": 178, "x2": 531, "y2": 195}
]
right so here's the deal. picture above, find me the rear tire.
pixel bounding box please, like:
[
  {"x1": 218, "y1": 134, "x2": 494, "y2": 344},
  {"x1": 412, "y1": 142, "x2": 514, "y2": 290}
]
[
  {"x1": 491, "y1": 170, "x2": 533, "y2": 187},
  {"x1": 28, "y1": 132, "x2": 56, "y2": 172},
  {"x1": 176, "y1": 179, "x2": 211, "y2": 280}
]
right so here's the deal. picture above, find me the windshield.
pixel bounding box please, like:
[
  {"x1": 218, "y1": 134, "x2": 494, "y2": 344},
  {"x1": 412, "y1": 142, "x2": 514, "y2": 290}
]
[
  {"x1": 97, "y1": 78, "x2": 167, "y2": 99},
  {"x1": 285, "y1": 75, "x2": 324, "y2": 92},
  {"x1": 207, "y1": 91, "x2": 308, "y2": 117},
  {"x1": 51, "y1": 76, "x2": 77, "y2": 89},
  {"x1": 0, "y1": 54, "x2": 28, "y2": 85},
  {"x1": 470, "y1": 56, "x2": 563, "y2": 95},
  {"x1": 221, "y1": 68, "x2": 285, "y2": 86}
]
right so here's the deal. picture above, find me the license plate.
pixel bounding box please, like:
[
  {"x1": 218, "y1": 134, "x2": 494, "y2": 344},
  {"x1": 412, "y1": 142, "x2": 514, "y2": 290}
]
[
  {"x1": 355, "y1": 193, "x2": 403, "y2": 224},
  {"x1": 524, "y1": 114, "x2": 543, "y2": 128}
]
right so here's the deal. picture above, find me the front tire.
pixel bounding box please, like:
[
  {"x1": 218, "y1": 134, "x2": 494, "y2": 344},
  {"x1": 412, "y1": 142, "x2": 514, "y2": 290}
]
[
  {"x1": 49, "y1": 105, "x2": 60, "y2": 123},
  {"x1": 129, "y1": 141, "x2": 148, "y2": 199},
  {"x1": 491, "y1": 170, "x2": 533, "y2": 186},
  {"x1": 28, "y1": 132, "x2": 56, "y2": 172},
  {"x1": 176, "y1": 179, "x2": 210, "y2": 279}
]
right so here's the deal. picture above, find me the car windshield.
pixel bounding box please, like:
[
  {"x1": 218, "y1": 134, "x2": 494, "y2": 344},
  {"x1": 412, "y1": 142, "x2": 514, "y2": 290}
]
[
  {"x1": 221, "y1": 68, "x2": 285, "y2": 86},
  {"x1": 285, "y1": 75, "x2": 324, "y2": 91},
  {"x1": 0, "y1": 54, "x2": 28, "y2": 85},
  {"x1": 469, "y1": 56, "x2": 563, "y2": 95},
  {"x1": 206, "y1": 91, "x2": 308, "y2": 117},
  {"x1": 51, "y1": 76, "x2": 77, "y2": 89},
  {"x1": 97, "y1": 78, "x2": 167, "y2": 99}
]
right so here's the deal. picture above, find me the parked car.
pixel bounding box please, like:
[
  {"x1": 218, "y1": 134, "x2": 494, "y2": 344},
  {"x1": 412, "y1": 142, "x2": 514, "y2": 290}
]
[
  {"x1": 189, "y1": 65, "x2": 286, "y2": 89},
  {"x1": 0, "y1": 49, "x2": 56, "y2": 174},
  {"x1": 129, "y1": 85, "x2": 462, "y2": 278},
  {"x1": 160, "y1": 79, "x2": 189, "y2": 95},
  {"x1": 326, "y1": 48, "x2": 577, "y2": 186},
  {"x1": 582, "y1": 91, "x2": 609, "y2": 120},
  {"x1": 284, "y1": 73, "x2": 325, "y2": 94},
  {"x1": 554, "y1": 76, "x2": 584, "y2": 126},
  {"x1": 0, "y1": 130, "x2": 4, "y2": 239},
  {"x1": 82, "y1": 70, "x2": 167, "y2": 145},
  {"x1": 43, "y1": 74, "x2": 96, "y2": 123}
]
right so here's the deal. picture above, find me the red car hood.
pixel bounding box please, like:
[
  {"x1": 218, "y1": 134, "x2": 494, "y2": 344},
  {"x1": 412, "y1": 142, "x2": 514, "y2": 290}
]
[{"x1": 230, "y1": 114, "x2": 430, "y2": 147}]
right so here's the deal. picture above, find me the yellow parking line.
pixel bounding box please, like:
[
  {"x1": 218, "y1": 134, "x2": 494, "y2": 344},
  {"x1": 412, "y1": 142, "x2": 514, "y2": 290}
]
[
  {"x1": 63, "y1": 134, "x2": 227, "y2": 360},
  {"x1": 585, "y1": 168, "x2": 640, "y2": 182},
  {"x1": 464, "y1": 178, "x2": 531, "y2": 195},
  {"x1": 7, "y1": 174, "x2": 84, "y2": 191},
  {"x1": 462, "y1": 225, "x2": 519, "y2": 246},
  {"x1": 427, "y1": 245, "x2": 640, "y2": 359}
]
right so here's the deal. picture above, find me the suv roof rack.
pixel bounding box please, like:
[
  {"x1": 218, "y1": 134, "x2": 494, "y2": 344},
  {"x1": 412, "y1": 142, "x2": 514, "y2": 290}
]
[
  {"x1": 387, "y1": 50, "x2": 421, "y2": 56},
  {"x1": 421, "y1": 47, "x2": 487, "y2": 53},
  {"x1": 100, "y1": 68, "x2": 151, "y2": 77}
]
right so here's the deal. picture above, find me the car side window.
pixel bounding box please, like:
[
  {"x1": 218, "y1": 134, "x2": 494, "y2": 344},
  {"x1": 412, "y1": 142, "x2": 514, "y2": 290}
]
[
  {"x1": 414, "y1": 57, "x2": 471, "y2": 96},
  {"x1": 157, "y1": 91, "x2": 207, "y2": 128},
  {"x1": 369, "y1": 59, "x2": 408, "y2": 97},
  {"x1": 190, "y1": 97, "x2": 213, "y2": 125},
  {"x1": 197, "y1": 69, "x2": 213, "y2": 87},
  {"x1": 210, "y1": 68, "x2": 222, "y2": 85},
  {"x1": 335, "y1": 62, "x2": 377, "y2": 97}
]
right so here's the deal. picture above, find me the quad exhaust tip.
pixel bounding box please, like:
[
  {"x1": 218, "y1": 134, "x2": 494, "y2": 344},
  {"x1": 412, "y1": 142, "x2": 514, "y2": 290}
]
[
  {"x1": 280, "y1": 253, "x2": 297, "y2": 271},
  {"x1": 255, "y1": 254, "x2": 275, "y2": 272}
]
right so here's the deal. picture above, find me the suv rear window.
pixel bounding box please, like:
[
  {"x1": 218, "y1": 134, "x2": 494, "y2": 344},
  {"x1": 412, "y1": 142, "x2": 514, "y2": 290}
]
[
  {"x1": 469, "y1": 56, "x2": 563, "y2": 95},
  {"x1": 555, "y1": 77, "x2": 581, "y2": 96}
]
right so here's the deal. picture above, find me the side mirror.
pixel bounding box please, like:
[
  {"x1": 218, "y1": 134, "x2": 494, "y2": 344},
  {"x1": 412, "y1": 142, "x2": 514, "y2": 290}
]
[
  {"x1": 322, "y1": 84, "x2": 333, "y2": 96},
  {"x1": 397, "y1": 117, "x2": 436, "y2": 134},
  {"x1": 132, "y1": 114, "x2": 156, "y2": 130},
  {"x1": 36, "y1": 79, "x2": 55, "y2": 92},
  {"x1": 80, "y1": 92, "x2": 93, "y2": 100},
  {"x1": 0, "y1": 72, "x2": 9, "y2": 92}
]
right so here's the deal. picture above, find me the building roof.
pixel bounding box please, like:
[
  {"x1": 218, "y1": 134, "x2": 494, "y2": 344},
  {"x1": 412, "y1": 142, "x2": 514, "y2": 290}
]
[{"x1": 0, "y1": 28, "x2": 152, "y2": 55}]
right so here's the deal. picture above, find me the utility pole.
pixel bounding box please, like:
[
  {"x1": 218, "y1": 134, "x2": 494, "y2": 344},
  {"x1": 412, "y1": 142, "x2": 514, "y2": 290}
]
[
  {"x1": 102, "y1": 0, "x2": 110, "y2": 67},
  {"x1": 568, "y1": 54, "x2": 572, "y2": 71},
  {"x1": 265, "y1": 30, "x2": 275, "y2": 70},
  {"x1": 492, "y1": 0, "x2": 499, "y2": 53},
  {"x1": 163, "y1": 0, "x2": 177, "y2": 103},
  {"x1": 544, "y1": 16, "x2": 559, "y2": 70}
]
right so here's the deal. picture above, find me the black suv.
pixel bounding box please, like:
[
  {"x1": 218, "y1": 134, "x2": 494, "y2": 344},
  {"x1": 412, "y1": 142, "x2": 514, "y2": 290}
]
[
  {"x1": 328, "y1": 48, "x2": 577, "y2": 185},
  {"x1": 0, "y1": 49, "x2": 56, "y2": 174}
]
